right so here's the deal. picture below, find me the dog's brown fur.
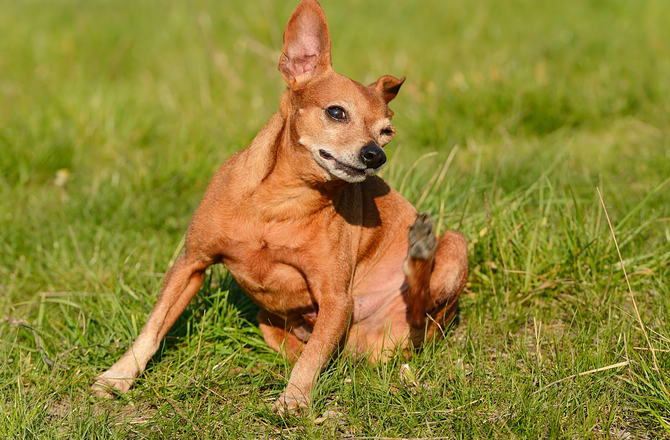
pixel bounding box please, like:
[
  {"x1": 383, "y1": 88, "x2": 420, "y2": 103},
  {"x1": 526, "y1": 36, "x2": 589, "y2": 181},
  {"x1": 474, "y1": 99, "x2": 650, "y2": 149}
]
[{"x1": 92, "y1": 0, "x2": 468, "y2": 412}]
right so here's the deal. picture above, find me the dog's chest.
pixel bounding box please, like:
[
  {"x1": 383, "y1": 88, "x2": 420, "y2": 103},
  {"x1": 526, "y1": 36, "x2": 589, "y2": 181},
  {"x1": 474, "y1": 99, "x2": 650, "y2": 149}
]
[{"x1": 222, "y1": 219, "x2": 318, "y2": 310}]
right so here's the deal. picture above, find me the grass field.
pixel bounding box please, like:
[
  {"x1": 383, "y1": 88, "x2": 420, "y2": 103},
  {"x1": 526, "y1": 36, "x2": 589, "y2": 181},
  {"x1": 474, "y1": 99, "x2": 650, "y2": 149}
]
[{"x1": 2, "y1": 0, "x2": 670, "y2": 438}]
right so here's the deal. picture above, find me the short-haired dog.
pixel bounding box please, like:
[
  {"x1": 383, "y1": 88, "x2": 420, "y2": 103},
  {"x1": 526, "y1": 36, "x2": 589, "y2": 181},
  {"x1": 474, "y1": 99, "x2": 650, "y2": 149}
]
[{"x1": 93, "y1": 0, "x2": 468, "y2": 412}]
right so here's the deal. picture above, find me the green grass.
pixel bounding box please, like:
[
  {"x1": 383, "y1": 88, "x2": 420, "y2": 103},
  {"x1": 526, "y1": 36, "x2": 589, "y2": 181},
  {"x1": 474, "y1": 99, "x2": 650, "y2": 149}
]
[{"x1": 1, "y1": 0, "x2": 670, "y2": 438}]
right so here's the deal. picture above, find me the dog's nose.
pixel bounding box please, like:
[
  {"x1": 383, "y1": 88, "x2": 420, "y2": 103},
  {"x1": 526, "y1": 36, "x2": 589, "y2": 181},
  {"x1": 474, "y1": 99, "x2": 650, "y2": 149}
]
[{"x1": 360, "y1": 145, "x2": 386, "y2": 169}]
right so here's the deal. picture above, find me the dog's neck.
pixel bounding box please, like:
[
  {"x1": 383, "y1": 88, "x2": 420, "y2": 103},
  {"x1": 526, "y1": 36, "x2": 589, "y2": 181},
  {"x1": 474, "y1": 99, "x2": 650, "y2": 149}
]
[{"x1": 245, "y1": 93, "x2": 351, "y2": 222}]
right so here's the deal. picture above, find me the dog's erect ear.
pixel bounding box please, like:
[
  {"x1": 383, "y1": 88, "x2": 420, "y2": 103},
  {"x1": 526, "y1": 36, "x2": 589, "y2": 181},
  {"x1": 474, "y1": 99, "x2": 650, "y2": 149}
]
[
  {"x1": 279, "y1": 0, "x2": 332, "y2": 88},
  {"x1": 368, "y1": 75, "x2": 406, "y2": 104}
]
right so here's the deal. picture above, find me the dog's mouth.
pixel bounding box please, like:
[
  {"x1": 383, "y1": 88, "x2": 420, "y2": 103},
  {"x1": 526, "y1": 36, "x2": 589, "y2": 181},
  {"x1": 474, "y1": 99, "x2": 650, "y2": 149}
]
[{"x1": 319, "y1": 149, "x2": 366, "y2": 178}]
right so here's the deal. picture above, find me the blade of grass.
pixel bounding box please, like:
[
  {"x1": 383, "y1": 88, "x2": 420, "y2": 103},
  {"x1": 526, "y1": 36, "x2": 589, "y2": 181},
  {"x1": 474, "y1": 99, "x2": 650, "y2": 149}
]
[{"x1": 597, "y1": 187, "x2": 669, "y2": 396}]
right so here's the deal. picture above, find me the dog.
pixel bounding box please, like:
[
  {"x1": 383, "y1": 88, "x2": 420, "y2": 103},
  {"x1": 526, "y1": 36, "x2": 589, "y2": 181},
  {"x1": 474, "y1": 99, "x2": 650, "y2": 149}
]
[{"x1": 92, "y1": 0, "x2": 468, "y2": 413}]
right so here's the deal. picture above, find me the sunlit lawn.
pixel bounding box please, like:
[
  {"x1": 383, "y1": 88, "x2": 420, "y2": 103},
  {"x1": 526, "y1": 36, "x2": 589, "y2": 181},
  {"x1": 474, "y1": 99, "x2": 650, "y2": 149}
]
[{"x1": 1, "y1": 0, "x2": 670, "y2": 438}]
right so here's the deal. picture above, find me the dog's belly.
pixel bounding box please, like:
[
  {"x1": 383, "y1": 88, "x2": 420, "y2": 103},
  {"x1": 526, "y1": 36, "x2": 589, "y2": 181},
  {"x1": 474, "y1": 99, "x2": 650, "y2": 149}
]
[
  {"x1": 349, "y1": 282, "x2": 411, "y2": 358},
  {"x1": 351, "y1": 241, "x2": 408, "y2": 319},
  {"x1": 352, "y1": 270, "x2": 406, "y2": 322},
  {"x1": 347, "y1": 247, "x2": 412, "y2": 358},
  {"x1": 348, "y1": 294, "x2": 412, "y2": 360}
]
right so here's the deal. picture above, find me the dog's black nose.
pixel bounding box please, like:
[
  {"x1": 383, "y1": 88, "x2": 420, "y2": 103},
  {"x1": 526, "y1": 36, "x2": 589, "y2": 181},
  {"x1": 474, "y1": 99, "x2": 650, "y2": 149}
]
[{"x1": 360, "y1": 145, "x2": 386, "y2": 169}]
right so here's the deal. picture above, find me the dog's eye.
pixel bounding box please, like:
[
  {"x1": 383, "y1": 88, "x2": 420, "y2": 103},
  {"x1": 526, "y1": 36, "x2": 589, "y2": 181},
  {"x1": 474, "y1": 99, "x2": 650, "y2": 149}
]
[
  {"x1": 326, "y1": 106, "x2": 347, "y2": 121},
  {"x1": 381, "y1": 127, "x2": 394, "y2": 136}
]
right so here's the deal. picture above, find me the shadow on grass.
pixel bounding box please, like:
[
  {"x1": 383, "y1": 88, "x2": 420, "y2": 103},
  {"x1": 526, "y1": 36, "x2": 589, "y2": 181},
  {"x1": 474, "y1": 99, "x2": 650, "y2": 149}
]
[{"x1": 147, "y1": 267, "x2": 262, "y2": 369}]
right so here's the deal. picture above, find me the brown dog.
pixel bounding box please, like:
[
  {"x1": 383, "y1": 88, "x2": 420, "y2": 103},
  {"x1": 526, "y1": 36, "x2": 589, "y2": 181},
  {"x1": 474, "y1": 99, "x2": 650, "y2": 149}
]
[{"x1": 92, "y1": 0, "x2": 468, "y2": 412}]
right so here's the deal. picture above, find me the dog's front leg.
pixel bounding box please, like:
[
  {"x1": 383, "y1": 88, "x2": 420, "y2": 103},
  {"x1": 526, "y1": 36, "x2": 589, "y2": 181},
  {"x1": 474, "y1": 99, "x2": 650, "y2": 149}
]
[
  {"x1": 92, "y1": 253, "x2": 210, "y2": 397},
  {"x1": 273, "y1": 288, "x2": 353, "y2": 414}
]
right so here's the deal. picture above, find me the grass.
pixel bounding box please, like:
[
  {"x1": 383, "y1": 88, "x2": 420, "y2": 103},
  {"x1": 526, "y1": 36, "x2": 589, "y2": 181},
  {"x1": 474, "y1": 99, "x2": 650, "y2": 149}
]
[{"x1": 1, "y1": 0, "x2": 670, "y2": 438}]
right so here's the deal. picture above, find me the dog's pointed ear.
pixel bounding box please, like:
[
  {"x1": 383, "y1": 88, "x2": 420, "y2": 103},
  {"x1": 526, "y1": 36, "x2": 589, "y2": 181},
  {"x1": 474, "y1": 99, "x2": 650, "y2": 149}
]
[
  {"x1": 368, "y1": 75, "x2": 406, "y2": 104},
  {"x1": 279, "y1": 0, "x2": 332, "y2": 88}
]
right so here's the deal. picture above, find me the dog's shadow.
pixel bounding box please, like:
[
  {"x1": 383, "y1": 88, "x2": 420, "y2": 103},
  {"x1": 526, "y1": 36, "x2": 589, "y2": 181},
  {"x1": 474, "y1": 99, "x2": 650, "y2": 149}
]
[
  {"x1": 330, "y1": 177, "x2": 391, "y2": 229},
  {"x1": 151, "y1": 271, "x2": 261, "y2": 364}
]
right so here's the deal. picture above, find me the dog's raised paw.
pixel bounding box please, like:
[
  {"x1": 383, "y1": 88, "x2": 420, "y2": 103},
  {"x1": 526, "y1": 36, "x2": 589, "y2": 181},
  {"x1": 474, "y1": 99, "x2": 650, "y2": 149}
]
[{"x1": 408, "y1": 213, "x2": 437, "y2": 260}]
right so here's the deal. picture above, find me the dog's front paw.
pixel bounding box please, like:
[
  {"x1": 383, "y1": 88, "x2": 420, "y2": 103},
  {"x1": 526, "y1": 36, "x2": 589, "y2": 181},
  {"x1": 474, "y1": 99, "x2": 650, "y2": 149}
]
[
  {"x1": 272, "y1": 393, "x2": 309, "y2": 415},
  {"x1": 91, "y1": 371, "x2": 135, "y2": 398},
  {"x1": 408, "y1": 213, "x2": 437, "y2": 260}
]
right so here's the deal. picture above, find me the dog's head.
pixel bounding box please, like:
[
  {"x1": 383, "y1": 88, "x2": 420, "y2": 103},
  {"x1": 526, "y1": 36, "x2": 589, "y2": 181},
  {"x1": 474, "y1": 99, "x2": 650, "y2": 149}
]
[{"x1": 279, "y1": 0, "x2": 405, "y2": 183}]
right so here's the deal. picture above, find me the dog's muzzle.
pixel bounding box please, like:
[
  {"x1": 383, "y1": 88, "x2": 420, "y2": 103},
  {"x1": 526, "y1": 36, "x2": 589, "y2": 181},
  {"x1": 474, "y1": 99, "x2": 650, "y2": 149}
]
[{"x1": 360, "y1": 145, "x2": 386, "y2": 169}]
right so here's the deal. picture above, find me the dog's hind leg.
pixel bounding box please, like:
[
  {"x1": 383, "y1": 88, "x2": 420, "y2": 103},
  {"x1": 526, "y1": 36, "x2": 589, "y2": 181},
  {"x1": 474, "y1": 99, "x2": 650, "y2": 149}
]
[
  {"x1": 403, "y1": 213, "x2": 468, "y2": 329},
  {"x1": 403, "y1": 213, "x2": 438, "y2": 327},
  {"x1": 92, "y1": 253, "x2": 210, "y2": 397},
  {"x1": 428, "y1": 228, "x2": 468, "y2": 330},
  {"x1": 257, "y1": 309, "x2": 305, "y2": 363}
]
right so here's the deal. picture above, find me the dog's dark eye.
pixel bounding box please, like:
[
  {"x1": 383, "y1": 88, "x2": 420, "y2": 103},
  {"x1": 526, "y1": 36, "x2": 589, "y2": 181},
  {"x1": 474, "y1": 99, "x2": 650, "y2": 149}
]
[{"x1": 326, "y1": 106, "x2": 347, "y2": 121}]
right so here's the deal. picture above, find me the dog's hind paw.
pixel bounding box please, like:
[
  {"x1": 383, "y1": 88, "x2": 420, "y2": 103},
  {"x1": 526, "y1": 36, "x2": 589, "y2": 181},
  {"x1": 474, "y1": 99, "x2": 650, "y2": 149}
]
[{"x1": 408, "y1": 213, "x2": 437, "y2": 260}]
